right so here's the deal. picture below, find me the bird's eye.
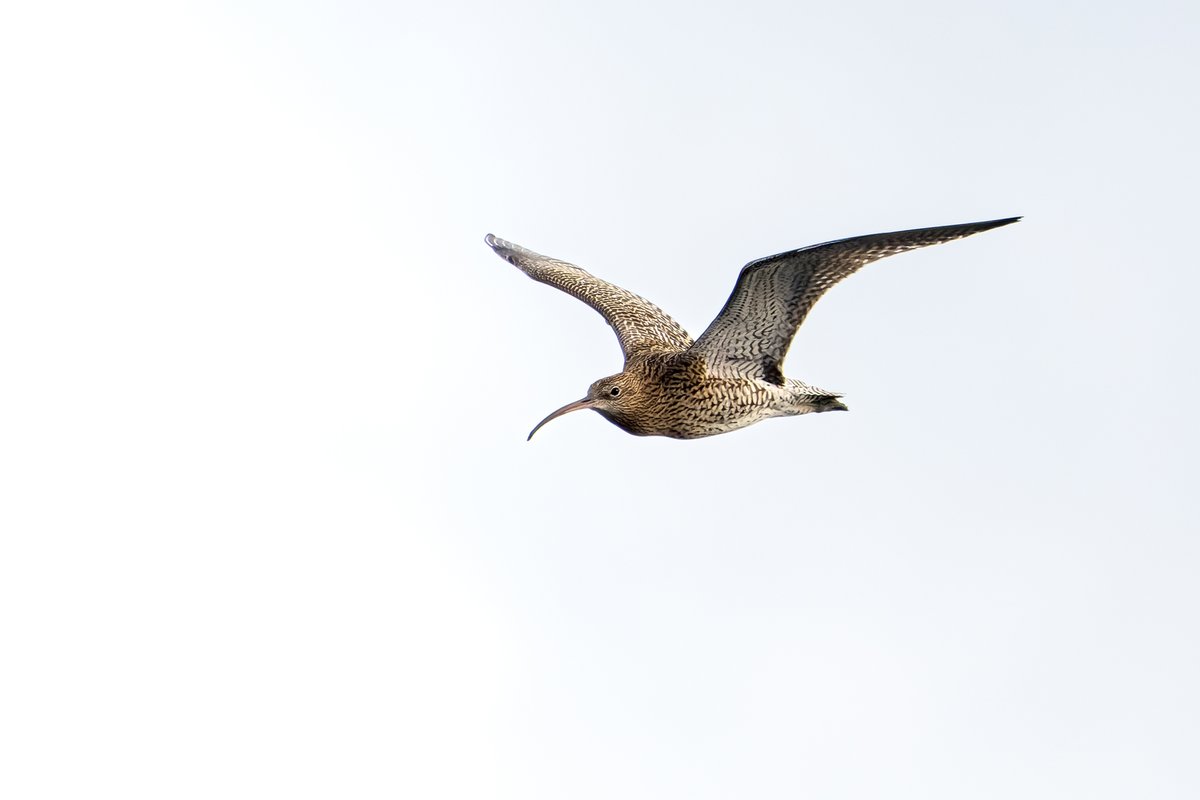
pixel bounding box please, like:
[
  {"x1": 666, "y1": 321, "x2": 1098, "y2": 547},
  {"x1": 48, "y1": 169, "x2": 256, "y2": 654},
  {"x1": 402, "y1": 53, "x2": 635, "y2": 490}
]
[{"x1": 609, "y1": 386, "x2": 621, "y2": 398}]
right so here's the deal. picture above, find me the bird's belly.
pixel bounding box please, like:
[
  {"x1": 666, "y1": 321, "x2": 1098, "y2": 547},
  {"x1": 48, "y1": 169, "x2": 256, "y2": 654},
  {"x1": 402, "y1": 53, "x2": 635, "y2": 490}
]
[{"x1": 647, "y1": 380, "x2": 784, "y2": 439}]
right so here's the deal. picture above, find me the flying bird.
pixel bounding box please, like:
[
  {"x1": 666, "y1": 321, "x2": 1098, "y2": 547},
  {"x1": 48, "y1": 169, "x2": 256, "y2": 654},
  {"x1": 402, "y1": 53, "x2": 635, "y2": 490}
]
[{"x1": 487, "y1": 217, "x2": 1019, "y2": 440}]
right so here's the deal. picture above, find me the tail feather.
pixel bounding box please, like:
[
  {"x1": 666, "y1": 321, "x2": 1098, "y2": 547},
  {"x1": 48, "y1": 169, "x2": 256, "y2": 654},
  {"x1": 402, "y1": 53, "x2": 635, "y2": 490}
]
[
  {"x1": 783, "y1": 380, "x2": 846, "y2": 413},
  {"x1": 811, "y1": 395, "x2": 848, "y2": 413}
]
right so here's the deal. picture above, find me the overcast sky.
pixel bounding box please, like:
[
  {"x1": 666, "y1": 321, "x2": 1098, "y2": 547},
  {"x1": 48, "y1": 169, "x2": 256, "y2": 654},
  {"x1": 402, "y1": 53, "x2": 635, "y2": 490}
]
[{"x1": 2, "y1": 1, "x2": 1198, "y2": 798}]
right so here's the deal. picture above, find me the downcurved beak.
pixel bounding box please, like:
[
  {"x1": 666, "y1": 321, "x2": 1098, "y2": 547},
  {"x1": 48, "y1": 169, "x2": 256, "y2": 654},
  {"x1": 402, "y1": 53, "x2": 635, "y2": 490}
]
[{"x1": 527, "y1": 398, "x2": 595, "y2": 441}]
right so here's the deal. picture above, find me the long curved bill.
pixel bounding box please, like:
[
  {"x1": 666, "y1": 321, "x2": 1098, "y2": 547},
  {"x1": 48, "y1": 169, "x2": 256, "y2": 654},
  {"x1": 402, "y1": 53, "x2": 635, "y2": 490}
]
[{"x1": 527, "y1": 398, "x2": 595, "y2": 441}]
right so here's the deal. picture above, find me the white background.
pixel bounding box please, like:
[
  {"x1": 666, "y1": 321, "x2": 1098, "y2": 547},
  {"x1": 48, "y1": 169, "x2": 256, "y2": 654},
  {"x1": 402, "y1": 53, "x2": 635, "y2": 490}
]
[{"x1": 2, "y1": 1, "x2": 1197, "y2": 797}]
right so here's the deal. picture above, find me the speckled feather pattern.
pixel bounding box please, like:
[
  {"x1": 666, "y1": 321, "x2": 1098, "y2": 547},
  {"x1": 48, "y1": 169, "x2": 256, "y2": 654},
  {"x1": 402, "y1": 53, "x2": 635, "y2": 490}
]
[
  {"x1": 593, "y1": 352, "x2": 844, "y2": 439},
  {"x1": 485, "y1": 234, "x2": 693, "y2": 359},
  {"x1": 486, "y1": 218, "x2": 1018, "y2": 439}
]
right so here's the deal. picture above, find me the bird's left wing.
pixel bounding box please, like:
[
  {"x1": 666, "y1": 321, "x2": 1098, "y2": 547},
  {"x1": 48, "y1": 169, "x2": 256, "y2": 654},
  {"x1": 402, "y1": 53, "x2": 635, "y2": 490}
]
[
  {"x1": 486, "y1": 234, "x2": 693, "y2": 360},
  {"x1": 689, "y1": 218, "x2": 1020, "y2": 383}
]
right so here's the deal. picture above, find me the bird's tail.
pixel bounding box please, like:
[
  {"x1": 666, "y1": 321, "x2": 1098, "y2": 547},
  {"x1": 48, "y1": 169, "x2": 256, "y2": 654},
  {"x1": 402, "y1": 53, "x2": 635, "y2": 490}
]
[
  {"x1": 786, "y1": 381, "x2": 848, "y2": 414},
  {"x1": 808, "y1": 394, "x2": 848, "y2": 413}
]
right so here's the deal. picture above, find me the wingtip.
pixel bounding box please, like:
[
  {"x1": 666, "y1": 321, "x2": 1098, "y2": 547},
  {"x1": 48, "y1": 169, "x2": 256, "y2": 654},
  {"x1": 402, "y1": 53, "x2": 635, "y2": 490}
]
[
  {"x1": 485, "y1": 233, "x2": 519, "y2": 254},
  {"x1": 964, "y1": 216, "x2": 1021, "y2": 235}
]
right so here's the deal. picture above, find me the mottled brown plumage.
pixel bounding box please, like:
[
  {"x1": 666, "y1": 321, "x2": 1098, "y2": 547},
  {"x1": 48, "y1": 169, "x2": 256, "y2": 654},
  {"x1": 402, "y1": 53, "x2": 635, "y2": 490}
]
[{"x1": 486, "y1": 217, "x2": 1019, "y2": 439}]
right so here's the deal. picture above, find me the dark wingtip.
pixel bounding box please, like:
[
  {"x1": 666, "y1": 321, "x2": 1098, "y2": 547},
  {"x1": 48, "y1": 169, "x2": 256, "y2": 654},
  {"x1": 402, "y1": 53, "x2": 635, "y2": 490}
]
[{"x1": 952, "y1": 216, "x2": 1021, "y2": 239}]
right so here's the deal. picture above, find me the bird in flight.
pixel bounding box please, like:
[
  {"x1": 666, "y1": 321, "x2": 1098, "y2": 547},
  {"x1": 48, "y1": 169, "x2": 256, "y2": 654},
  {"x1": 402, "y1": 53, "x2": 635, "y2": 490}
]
[{"x1": 487, "y1": 217, "x2": 1019, "y2": 440}]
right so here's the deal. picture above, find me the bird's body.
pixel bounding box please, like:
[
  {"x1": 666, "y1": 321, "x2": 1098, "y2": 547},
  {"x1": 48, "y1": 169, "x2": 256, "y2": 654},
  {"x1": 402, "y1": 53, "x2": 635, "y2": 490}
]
[
  {"x1": 585, "y1": 350, "x2": 844, "y2": 439},
  {"x1": 486, "y1": 217, "x2": 1018, "y2": 440}
]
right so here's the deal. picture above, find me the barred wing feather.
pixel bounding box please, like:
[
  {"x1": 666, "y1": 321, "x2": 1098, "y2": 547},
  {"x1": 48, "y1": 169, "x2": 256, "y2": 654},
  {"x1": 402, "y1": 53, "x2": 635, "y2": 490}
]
[
  {"x1": 689, "y1": 218, "x2": 1020, "y2": 383},
  {"x1": 486, "y1": 234, "x2": 693, "y2": 360}
]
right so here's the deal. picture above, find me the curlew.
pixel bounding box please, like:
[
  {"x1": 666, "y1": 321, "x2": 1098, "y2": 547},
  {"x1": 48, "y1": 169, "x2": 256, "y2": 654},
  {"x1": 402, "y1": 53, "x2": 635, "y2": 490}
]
[{"x1": 487, "y1": 217, "x2": 1019, "y2": 440}]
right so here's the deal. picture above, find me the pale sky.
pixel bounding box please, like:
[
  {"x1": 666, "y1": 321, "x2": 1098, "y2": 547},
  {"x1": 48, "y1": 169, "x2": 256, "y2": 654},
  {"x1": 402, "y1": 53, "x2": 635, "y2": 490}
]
[{"x1": 2, "y1": 1, "x2": 1198, "y2": 798}]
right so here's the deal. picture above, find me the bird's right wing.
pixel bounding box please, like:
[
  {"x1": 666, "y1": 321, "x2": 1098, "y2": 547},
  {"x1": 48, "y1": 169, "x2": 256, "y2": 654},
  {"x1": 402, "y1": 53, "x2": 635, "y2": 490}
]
[
  {"x1": 486, "y1": 234, "x2": 693, "y2": 360},
  {"x1": 689, "y1": 218, "x2": 1020, "y2": 383}
]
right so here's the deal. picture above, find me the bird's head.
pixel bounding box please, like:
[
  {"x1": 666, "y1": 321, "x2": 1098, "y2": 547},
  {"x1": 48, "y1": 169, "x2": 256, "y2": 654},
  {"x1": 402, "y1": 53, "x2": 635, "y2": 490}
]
[{"x1": 527, "y1": 372, "x2": 639, "y2": 440}]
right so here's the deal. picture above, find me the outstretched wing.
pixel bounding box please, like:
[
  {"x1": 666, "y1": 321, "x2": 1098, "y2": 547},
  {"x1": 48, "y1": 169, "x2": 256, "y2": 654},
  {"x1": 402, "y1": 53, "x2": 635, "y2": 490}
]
[
  {"x1": 689, "y1": 217, "x2": 1020, "y2": 383},
  {"x1": 486, "y1": 234, "x2": 693, "y2": 360}
]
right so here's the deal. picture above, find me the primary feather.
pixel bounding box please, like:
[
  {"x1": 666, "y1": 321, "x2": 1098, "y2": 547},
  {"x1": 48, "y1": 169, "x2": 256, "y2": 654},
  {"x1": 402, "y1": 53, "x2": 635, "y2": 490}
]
[{"x1": 689, "y1": 218, "x2": 1021, "y2": 384}]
